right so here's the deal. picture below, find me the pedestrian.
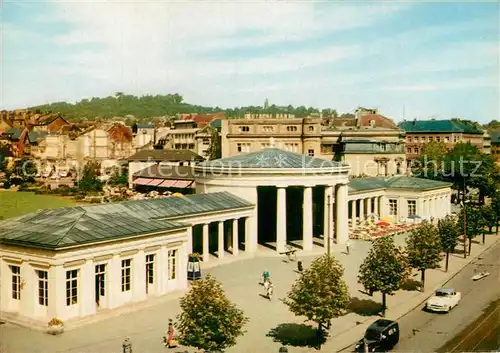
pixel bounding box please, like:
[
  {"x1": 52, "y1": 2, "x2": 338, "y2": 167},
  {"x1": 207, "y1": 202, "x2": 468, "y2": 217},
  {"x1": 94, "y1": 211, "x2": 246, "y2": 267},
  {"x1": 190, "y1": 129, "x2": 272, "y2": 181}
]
[
  {"x1": 122, "y1": 337, "x2": 132, "y2": 353},
  {"x1": 262, "y1": 269, "x2": 270, "y2": 284},
  {"x1": 297, "y1": 260, "x2": 303, "y2": 272},
  {"x1": 346, "y1": 239, "x2": 351, "y2": 255},
  {"x1": 267, "y1": 280, "x2": 274, "y2": 300}
]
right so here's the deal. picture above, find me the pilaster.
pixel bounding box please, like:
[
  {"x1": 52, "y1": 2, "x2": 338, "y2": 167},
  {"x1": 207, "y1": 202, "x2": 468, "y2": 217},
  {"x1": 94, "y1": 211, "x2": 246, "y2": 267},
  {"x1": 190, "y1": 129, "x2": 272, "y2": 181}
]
[
  {"x1": 232, "y1": 219, "x2": 239, "y2": 256},
  {"x1": 335, "y1": 183, "x2": 349, "y2": 244},
  {"x1": 302, "y1": 186, "x2": 313, "y2": 251},
  {"x1": 132, "y1": 249, "x2": 146, "y2": 302},
  {"x1": 80, "y1": 259, "x2": 96, "y2": 317},
  {"x1": 276, "y1": 187, "x2": 287, "y2": 252},
  {"x1": 218, "y1": 221, "x2": 225, "y2": 258},
  {"x1": 202, "y1": 223, "x2": 209, "y2": 262},
  {"x1": 20, "y1": 262, "x2": 35, "y2": 318}
]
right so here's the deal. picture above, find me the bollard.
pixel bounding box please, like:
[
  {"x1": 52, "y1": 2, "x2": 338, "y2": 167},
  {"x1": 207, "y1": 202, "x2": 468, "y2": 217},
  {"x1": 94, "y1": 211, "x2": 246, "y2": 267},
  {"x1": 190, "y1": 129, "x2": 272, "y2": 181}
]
[{"x1": 122, "y1": 337, "x2": 132, "y2": 353}]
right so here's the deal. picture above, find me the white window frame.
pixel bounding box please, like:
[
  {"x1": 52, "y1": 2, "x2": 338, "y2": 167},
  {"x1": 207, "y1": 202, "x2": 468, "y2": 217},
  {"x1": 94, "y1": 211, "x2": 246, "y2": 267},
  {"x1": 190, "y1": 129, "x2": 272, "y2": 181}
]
[
  {"x1": 11, "y1": 265, "x2": 21, "y2": 300},
  {"x1": 121, "y1": 259, "x2": 132, "y2": 292},
  {"x1": 146, "y1": 254, "x2": 155, "y2": 286},
  {"x1": 66, "y1": 269, "x2": 78, "y2": 306},
  {"x1": 407, "y1": 200, "x2": 417, "y2": 216},
  {"x1": 168, "y1": 249, "x2": 177, "y2": 280},
  {"x1": 389, "y1": 199, "x2": 398, "y2": 216},
  {"x1": 37, "y1": 270, "x2": 48, "y2": 306}
]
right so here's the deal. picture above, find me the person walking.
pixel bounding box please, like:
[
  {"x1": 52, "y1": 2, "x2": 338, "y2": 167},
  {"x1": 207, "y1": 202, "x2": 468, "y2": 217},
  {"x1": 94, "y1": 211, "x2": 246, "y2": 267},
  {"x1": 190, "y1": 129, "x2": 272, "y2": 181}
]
[
  {"x1": 267, "y1": 279, "x2": 274, "y2": 300},
  {"x1": 346, "y1": 239, "x2": 351, "y2": 255},
  {"x1": 262, "y1": 269, "x2": 270, "y2": 284}
]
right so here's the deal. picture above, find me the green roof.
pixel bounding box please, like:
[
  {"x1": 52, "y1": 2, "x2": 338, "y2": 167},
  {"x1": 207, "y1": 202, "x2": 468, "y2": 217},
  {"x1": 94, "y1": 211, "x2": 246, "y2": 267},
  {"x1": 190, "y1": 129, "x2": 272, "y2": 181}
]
[
  {"x1": 489, "y1": 131, "x2": 500, "y2": 144},
  {"x1": 0, "y1": 191, "x2": 254, "y2": 249},
  {"x1": 349, "y1": 176, "x2": 452, "y2": 193},
  {"x1": 28, "y1": 131, "x2": 47, "y2": 143},
  {"x1": 399, "y1": 120, "x2": 483, "y2": 134},
  {"x1": 200, "y1": 148, "x2": 345, "y2": 169},
  {"x1": 6, "y1": 128, "x2": 22, "y2": 140},
  {"x1": 210, "y1": 119, "x2": 222, "y2": 129}
]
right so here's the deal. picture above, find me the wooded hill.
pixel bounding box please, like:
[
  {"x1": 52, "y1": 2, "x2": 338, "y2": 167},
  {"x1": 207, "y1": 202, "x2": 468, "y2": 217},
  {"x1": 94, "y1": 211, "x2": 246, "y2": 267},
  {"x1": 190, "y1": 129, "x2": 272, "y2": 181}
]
[{"x1": 29, "y1": 93, "x2": 346, "y2": 122}]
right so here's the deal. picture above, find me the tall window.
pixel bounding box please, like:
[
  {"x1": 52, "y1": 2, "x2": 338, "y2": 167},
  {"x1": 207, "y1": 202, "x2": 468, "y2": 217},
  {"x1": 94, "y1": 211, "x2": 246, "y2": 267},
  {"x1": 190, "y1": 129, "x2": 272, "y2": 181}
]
[
  {"x1": 10, "y1": 265, "x2": 21, "y2": 300},
  {"x1": 66, "y1": 270, "x2": 78, "y2": 306},
  {"x1": 146, "y1": 254, "x2": 155, "y2": 293},
  {"x1": 407, "y1": 200, "x2": 417, "y2": 216},
  {"x1": 389, "y1": 199, "x2": 398, "y2": 216},
  {"x1": 168, "y1": 250, "x2": 177, "y2": 280},
  {"x1": 95, "y1": 264, "x2": 106, "y2": 298},
  {"x1": 37, "y1": 270, "x2": 48, "y2": 306},
  {"x1": 121, "y1": 259, "x2": 132, "y2": 292}
]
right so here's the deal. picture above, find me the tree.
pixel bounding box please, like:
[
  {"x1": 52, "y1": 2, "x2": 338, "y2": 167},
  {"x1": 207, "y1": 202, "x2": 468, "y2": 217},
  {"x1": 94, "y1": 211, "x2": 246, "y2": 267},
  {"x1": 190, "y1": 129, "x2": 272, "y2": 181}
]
[
  {"x1": 481, "y1": 205, "x2": 496, "y2": 237},
  {"x1": 414, "y1": 141, "x2": 447, "y2": 179},
  {"x1": 491, "y1": 195, "x2": 500, "y2": 234},
  {"x1": 406, "y1": 221, "x2": 442, "y2": 290},
  {"x1": 458, "y1": 205, "x2": 484, "y2": 255},
  {"x1": 438, "y1": 216, "x2": 461, "y2": 272},
  {"x1": 176, "y1": 274, "x2": 248, "y2": 352},
  {"x1": 78, "y1": 161, "x2": 102, "y2": 192},
  {"x1": 283, "y1": 254, "x2": 349, "y2": 349},
  {"x1": 108, "y1": 167, "x2": 128, "y2": 186},
  {"x1": 358, "y1": 236, "x2": 408, "y2": 316},
  {"x1": 204, "y1": 126, "x2": 221, "y2": 160}
]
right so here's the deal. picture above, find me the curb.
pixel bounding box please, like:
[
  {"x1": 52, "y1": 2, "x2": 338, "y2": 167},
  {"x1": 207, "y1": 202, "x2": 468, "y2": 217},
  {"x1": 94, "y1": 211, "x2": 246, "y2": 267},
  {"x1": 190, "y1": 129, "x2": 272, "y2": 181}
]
[{"x1": 336, "y1": 236, "x2": 499, "y2": 352}]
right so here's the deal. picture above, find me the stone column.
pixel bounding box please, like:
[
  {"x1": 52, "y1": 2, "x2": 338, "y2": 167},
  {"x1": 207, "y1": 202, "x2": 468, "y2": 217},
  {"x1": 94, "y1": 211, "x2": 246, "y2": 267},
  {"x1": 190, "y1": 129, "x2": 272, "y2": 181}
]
[
  {"x1": 244, "y1": 217, "x2": 252, "y2": 253},
  {"x1": 158, "y1": 247, "x2": 168, "y2": 295},
  {"x1": 367, "y1": 197, "x2": 372, "y2": 216},
  {"x1": 107, "y1": 254, "x2": 121, "y2": 309},
  {"x1": 232, "y1": 219, "x2": 239, "y2": 256},
  {"x1": 132, "y1": 250, "x2": 146, "y2": 302},
  {"x1": 359, "y1": 198, "x2": 365, "y2": 222},
  {"x1": 350, "y1": 200, "x2": 357, "y2": 229},
  {"x1": 276, "y1": 187, "x2": 287, "y2": 252},
  {"x1": 218, "y1": 221, "x2": 224, "y2": 258},
  {"x1": 379, "y1": 196, "x2": 387, "y2": 218},
  {"x1": 20, "y1": 263, "x2": 35, "y2": 318},
  {"x1": 335, "y1": 183, "x2": 349, "y2": 244},
  {"x1": 47, "y1": 265, "x2": 66, "y2": 319},
  {"x1": 374, "y1": 196, "x2": 379, "y2": 216},
  {"x1": 186, "y1": 226, "x2": 193, "y2": 255},
  {"x1": 303, "y1": 186, "x2": 313, "y2": 251},
  {"x1": 80, "y1": 259, "x2": 97, "y2": 316},
  {"x1": 202, "y1": 223, "x2": 210, "y2": 262}
]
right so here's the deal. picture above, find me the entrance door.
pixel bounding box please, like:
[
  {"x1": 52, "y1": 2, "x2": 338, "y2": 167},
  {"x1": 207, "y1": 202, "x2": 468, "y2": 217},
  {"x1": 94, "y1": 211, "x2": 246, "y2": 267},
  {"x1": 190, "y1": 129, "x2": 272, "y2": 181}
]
[{"x1": 95, "y1": 264, "x2": 106, "y2": 306}]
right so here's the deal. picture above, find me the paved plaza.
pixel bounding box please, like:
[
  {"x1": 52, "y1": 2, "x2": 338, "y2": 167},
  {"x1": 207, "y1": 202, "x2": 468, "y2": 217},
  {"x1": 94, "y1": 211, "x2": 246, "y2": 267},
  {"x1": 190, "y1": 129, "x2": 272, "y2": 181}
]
[{"x1": 1, "y1": 231, "x2": 497, "y2": 353}]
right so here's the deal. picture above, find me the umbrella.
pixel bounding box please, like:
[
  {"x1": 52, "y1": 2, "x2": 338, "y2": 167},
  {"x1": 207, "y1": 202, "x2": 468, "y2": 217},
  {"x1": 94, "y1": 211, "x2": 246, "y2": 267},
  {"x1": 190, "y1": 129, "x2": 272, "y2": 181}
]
[
  {"x1": 376, "y1": 221, "x2": 390, "y2": 227},
  {"x1": 408, "y1": 215, "x2": 422, "y2": 219}
]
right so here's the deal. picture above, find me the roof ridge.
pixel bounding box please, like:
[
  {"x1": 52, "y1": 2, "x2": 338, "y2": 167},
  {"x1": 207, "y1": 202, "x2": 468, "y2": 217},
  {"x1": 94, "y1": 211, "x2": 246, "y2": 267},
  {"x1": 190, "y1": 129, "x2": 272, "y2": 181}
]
[{"x1": 53, "y1": 209, "x2": 87, "y2": 247}]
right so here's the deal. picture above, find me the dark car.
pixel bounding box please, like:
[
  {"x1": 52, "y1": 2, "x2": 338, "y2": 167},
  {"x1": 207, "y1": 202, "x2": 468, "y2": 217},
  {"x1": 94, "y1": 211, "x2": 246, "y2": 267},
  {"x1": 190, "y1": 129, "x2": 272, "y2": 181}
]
[{"x1": 355, "y1": 319, "x2": 399, "y2": 352}]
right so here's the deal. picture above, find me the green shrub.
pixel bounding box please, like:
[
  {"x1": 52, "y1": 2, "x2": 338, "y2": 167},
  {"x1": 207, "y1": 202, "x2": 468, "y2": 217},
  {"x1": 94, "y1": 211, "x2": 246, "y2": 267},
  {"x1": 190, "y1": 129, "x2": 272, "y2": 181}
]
[{"x1": 89, "y1": 198, "x2": 102, "y2": 204}]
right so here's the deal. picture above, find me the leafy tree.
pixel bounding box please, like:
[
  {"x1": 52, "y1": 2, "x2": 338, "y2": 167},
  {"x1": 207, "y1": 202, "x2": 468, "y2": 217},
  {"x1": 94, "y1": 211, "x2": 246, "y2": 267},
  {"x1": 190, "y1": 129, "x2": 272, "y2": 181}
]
[
  {"x1": 438, "y1": 216, "x2": 461, "y2": 272},
  {"x1": 458, "y1": 205, "x2": 484, "y2": 255},
  {"x1": 358, "y1": 236, "x2": 408, "y2": 316},
  {"x1": 176, "y1": 274, "x2": 248, "y2": 352},
  {"x1": 78, "y1": 161, "x2": 102, "y2": 192},
  {"x1": 414, "y1": 141, "x2": 447, "y2": 179},
  {"x1": 491, "y1": 195, "x2": 500, "y2": 234},
  {"x1": 406, "y1": 221, "x2": 442, "y2": 290},
  {"x1": 108, "y1": 167, "x2": 128, "y2": 186},
  {"x1": 204, "y1": 126, "x2": 221, "y2": 160},
  {"x1": 283, "y1": 254, "x2": 349, "y2": 349},
  {"x1": 481, "y1": 205, "x2": 496, "y2": 237}
]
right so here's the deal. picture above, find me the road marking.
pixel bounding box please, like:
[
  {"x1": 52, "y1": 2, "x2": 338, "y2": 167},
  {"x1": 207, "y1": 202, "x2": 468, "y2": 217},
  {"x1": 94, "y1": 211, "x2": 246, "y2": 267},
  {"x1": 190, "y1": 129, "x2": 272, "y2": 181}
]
[{"x1": 448, "y1": 305, "x2": 500, "y2": 352}]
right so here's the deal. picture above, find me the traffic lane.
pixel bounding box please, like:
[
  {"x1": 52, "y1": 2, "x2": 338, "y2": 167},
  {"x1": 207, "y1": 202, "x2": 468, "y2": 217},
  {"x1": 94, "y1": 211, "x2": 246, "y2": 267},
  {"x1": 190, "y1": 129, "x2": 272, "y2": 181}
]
[
  {"x1": 394, "y1": 242, "x2": 500, "y2": 352},
  {"x1": 437, "y1": 299, "x2": 500, "y2": 352}
]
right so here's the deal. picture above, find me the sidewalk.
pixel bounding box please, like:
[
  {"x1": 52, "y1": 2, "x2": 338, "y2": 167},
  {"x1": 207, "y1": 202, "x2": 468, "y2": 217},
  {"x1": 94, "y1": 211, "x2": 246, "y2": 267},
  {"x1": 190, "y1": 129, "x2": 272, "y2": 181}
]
[{"x1": 0, "y1": 232, "x2": 497, "y2": 353}]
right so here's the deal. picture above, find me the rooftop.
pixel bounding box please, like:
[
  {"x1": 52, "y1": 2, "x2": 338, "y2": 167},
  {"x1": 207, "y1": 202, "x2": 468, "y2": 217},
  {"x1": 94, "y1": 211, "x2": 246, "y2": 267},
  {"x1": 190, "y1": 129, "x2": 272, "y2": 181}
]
[
  {"x1": 199, "y1": 147, "x2": 345, "y2": 169},
  {"x1": 399, "y1": 120, "x2": 483, "y2": 134},
  {"x1": 0, "y1": 191, "x2": 254, "y2": 250},
  {"x1": 349, "y1": 176, "x2": 452, "y2": 193},
  {"x1": 489, "y1": 131, "x2": 500, "y2": 144},
  {"x1": 133, "y1": 164, "x2": 196, "y2": 180},
  {"x1": 127, "y1": 149, "x2": 205, "y2": 162}
]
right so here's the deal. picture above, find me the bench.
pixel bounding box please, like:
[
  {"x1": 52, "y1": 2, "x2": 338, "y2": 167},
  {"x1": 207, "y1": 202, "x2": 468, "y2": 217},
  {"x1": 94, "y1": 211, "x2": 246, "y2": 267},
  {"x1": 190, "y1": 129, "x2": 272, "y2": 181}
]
[{"x1": 279, "y1": 248, "x2": 297, "y2": 261}]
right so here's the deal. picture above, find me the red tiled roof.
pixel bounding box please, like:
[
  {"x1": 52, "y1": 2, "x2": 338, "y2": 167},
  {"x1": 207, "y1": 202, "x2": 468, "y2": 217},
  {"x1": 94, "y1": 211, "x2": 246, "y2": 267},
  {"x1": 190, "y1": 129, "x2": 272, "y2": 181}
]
[
  {"x1": 358, "y1": 114, "x2": 399, "y2": 129},
  {"x1": 107, "y1": 124, "x2": 133, "y2": 143},
  {"x1": 180, "y1": 113, "x2": 225, "y2": 128}
]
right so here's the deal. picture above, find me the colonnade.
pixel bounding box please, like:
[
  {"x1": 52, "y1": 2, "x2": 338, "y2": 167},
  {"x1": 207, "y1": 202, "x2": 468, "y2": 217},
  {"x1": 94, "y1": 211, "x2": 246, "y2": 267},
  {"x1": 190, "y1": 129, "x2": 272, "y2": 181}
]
[
  {"x1": 420, "y1": 193, "x2": 452, "y2": 220},
  {"x1": 349, "y1": 195, "x2": 384, "y2": 229}
]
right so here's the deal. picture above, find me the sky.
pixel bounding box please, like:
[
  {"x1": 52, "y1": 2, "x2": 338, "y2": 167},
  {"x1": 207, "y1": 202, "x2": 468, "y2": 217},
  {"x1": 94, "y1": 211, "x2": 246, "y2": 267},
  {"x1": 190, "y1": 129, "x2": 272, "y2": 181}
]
[{"x1": 1, "y1": 0, "x2": 499, "y2": 123}]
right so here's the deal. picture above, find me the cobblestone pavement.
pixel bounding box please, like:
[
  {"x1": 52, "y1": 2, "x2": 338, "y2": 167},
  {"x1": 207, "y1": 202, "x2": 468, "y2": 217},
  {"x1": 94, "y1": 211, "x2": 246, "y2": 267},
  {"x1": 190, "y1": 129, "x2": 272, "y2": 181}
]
[{"x1": 1, "y1": 232, "x2": 496, "y2": 353}]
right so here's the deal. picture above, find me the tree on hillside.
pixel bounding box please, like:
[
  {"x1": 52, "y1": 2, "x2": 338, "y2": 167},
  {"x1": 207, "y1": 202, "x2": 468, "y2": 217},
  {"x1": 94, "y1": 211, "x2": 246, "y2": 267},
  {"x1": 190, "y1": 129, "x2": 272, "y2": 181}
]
[
  {"x1": 406, "y1": 221, "x2": 442, "y2": 290},
  {"x1": 438, "y1": 216, "x2": 461, "y2": 272},
  {"x1": 458, "y1": 205, "x2": 484, "y2": 255},
  {"x1": 176, "y1": 274, "x2": 248, "y2": 352},
  {"x1": 283, "y1": 254, "x2": 350, "y2": 350},
  {"x1": 414, "y1": 141, "x2": 447, "y2": 179},
  {"x1": 358, "y1": 236, "x2": 408, "y2": 316}
]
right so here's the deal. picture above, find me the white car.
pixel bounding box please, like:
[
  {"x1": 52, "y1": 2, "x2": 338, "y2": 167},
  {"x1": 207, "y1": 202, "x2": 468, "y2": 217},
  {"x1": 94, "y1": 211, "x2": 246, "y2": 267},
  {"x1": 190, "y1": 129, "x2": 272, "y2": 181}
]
[{"x1": 426, "y1": 288, "x2": 461, "y2": 313}]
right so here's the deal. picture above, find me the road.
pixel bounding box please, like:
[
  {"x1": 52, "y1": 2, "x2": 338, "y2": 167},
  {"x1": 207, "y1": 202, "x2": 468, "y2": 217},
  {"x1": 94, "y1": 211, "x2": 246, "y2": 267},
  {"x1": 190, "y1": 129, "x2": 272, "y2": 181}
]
[{"x1": 393, "y1": 241, "x2": 500, "y2": 352}]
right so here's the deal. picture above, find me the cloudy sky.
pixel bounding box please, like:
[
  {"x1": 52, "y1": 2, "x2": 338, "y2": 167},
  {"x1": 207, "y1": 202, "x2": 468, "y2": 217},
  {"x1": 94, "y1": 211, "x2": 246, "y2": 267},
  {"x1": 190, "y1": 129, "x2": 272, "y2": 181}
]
[{"x1": 1, "y1": 1, "x2": 499, "y2": 122}]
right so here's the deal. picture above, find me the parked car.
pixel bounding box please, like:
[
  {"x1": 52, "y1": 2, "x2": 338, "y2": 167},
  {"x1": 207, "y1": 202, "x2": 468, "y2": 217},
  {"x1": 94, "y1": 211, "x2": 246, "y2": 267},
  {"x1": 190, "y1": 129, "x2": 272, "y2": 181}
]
[
  {"x1": 425, "y1": 288, "x2": 461, "y2": 313},
  {"x1": 355, "y1": 319, "x2": 399, "y2": 352}
]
